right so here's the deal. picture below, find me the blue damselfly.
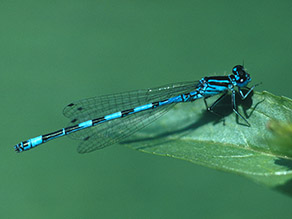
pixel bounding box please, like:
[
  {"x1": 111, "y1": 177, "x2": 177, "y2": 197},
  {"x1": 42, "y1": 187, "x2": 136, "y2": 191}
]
[{"x1": 14, "y1": 65, "x2": 258, "y2": 153}]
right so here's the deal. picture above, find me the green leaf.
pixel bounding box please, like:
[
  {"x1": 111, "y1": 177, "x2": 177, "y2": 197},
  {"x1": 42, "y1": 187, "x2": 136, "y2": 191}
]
[
  {"x1": 266, "y1": 120, "x2": 292, "y2": 157},
  {"x1": 122, "y1": 91, "x2": 292, "y2": 196}
]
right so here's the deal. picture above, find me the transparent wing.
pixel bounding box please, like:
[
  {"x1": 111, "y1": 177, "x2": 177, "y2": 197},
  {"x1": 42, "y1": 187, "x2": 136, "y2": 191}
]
[
  {"x1": 63, "y1": 81, "x2": 198, "y2": 153},
  {"x1": 76, "y1": 104, "x2": 174, "y2": 153}
]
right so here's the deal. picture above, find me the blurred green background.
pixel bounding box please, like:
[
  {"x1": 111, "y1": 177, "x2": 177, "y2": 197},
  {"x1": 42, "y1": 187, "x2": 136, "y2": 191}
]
[{"x1": 1, "y1": 0, "x2": 292, "y2": 218}]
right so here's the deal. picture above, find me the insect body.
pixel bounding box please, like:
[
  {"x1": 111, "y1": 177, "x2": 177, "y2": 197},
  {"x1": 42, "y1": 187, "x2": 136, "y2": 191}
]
[{"x1": 14, "y1": 65, "x2": 256, "y2": 153}]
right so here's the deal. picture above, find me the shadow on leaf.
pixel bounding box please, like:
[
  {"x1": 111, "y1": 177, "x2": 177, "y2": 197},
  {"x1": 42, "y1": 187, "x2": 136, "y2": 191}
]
[
  {"x1": 274, "y1": 178, "x2": 292, "y2": 197},
  {"x1": 121, "y1": 90, "x2": 261, "y2": 150},
  {"x1": 274, "y1": 158, "x2": 292, "y2": 171}
]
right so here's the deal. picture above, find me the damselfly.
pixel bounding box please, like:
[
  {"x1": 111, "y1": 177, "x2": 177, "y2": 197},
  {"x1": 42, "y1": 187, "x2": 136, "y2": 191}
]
[{"x1": 14, "y1": 65, "x2": 258, "y2": 153}]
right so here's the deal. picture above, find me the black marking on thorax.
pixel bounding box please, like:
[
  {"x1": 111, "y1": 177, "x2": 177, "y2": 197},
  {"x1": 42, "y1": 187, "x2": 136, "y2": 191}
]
[{"x1": 205, "y1": 76, "x2": 231, "y2": 87}]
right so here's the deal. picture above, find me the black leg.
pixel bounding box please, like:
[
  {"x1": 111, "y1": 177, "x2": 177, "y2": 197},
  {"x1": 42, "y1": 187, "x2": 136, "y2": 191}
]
[
  {"x1": 238, "y1": 82, "x2": 262, "y2": 100},
  {"x1": 231, "y1": 90, "x2": 250, "y2": 126},
  {"x1": 204, "y1": 92, "x2": 228, "y2": 119},
  {"x1": 204, "y1": 92, "x2": 228, "y2": 111}
]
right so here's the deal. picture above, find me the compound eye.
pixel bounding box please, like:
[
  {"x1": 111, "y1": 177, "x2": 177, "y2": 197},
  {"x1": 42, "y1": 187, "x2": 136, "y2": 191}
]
[{"x1": 232, "y1": 65, "x2": 244, "y2": 75}]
